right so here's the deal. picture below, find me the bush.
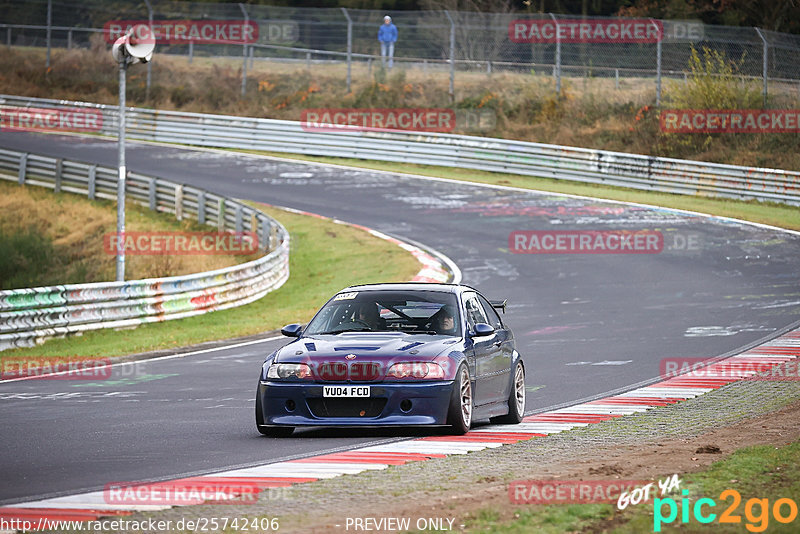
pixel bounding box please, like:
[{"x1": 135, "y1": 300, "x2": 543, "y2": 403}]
[{"x1": 0, "y1": 226, "x2": 56, "y2": 289}]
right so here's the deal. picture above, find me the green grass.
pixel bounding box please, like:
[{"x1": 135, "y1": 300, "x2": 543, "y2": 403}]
[
  {"x1": 464, "y1": 440, "x2": 800, "y2": 533},
  {"x1": 237, "y1": 151, "x2": 800, "y2": 232},
  {"x1": 0, "y1": 204, "x2": 421, "y2": 361}
]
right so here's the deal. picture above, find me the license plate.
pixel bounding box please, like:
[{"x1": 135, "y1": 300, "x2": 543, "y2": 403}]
[{"x1": 323, "y1": 385, "x2": 370, "y2": 398}]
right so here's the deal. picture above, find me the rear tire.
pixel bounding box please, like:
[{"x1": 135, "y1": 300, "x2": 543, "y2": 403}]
[
  {"x1": 256, "y1": 389, "x2": 294, "y2": 437},
  {"x1": 491, "y1": 361, "x2": 525, "y2": 425},
  {"x1": 446, "y1": 364, "x2": 473, "y2": 435}
]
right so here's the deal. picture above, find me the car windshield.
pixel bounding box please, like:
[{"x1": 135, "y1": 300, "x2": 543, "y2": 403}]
[{"x1": 305, "y1": 289, "x2": 462, "y2": 336}]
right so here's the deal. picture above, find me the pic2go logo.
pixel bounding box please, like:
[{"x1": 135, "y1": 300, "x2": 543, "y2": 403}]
[{"x1": 654, "y1": 489, "x2": 798, "y2": 532}]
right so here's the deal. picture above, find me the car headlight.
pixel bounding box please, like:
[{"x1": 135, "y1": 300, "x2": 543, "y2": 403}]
[
  {"x1": 386, "y1": 362, "x2": 445, "y2": 380},
  {"x1": 267, "y1": 362, "x2": 312, "y2": 380}
]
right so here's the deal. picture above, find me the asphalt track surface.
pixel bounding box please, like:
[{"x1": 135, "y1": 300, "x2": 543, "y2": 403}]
[{"x1": 2, "y1": 132, "x2": 800, "y2": 505}]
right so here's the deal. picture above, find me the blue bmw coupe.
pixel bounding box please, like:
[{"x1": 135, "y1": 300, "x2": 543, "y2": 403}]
[{"x1": 255, "y1": 283, "x2": 525, "y2": 436}]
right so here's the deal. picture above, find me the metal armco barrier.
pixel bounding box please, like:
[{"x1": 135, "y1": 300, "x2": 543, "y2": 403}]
[
  {"x1": 0, "y1": 147, "x2": 290, "y2": 352},
  {"x1": 1, "y1": 94, "x2": 797, "y2": 205}
]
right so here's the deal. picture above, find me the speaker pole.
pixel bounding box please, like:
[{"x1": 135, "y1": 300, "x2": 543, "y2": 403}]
[{"x1": 116, "y1": 58, "x2": 127, "y2": 282}]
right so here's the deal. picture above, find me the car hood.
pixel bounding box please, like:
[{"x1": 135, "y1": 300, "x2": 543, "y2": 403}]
[{"x1": 274, "y1": 332, "x2": 459, "y2": 364}]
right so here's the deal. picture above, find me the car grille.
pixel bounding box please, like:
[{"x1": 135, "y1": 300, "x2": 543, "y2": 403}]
[
  {"x1": 307, "y1": 398, "x2": 387, "y2": 418},
  {"x1": 316, "y1": 362, "x2": 382, "y2": 382}
]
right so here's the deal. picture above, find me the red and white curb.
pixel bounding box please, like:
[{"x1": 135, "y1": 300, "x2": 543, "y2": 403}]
[
  {"x1": 3, "y1": 328, "x2": 798, "y2": 527},
  {"x1": 271, "y1": 205, "x2": 458, "y2": 284}
]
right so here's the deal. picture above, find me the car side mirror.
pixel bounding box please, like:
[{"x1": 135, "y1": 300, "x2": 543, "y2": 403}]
[
  {"x1": 472, "y1": 323, "x2": 495, "y2": 337},
  {"x1": 281, "y1": 323, "x2": 303, "y2": 337}
]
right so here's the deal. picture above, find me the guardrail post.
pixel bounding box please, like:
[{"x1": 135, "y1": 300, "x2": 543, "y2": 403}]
[
  {"x1": 67, "y1": 29, "x2": 72, "y2": 50},
  {"x1": 148, "y1": 178, "x2": 157, "y2": 210},
  {"x1": 260, "y1": 218, "x2": 269, "y2": 252},
  {"x1": 54, "y1": 158, "x2": 63, "y2": 192},
  {"x1": 6, "y1": 27, "x2": 10, "y2": 47},
  {"x1": 615, "y1": 68, "x2": 619, "y2": 89},
  {"x1": 444, "y1": 11, "x2": 456, "y2": 102},
  {"x1": 88, "y1": 165, "x2": 96, "y2": 200},
  {"x1": 238, "y1": 3, "x2": 249, "y2": 97},
  {"x1": 175, "y1": 184, "x2": 184, "y2": 220},
  {"x1": 198, "y1": 190, "x2": 206, "y2": 225},
  {"x1": 218, "y1": 198, "x2": 226, "y2": 231},
  {"x1": 306, "y1": 52, "x2": 311, "y2": 70},
  {"x1": 341, "y1": 8, "x2": 352, "y2": 93},
  {"x1": 18, "y1": 153, "x2": 27, "y2": 184},
  {"x1": 235, "y1": 205, "x2": 243, "y2": 233},
  {"x1": 549, "y1": 13, "x2": 561, "y2": 96},
  {"x1": 754, "y1": 27, "x2": 768, "y2": 106},
  {"x1": 188, "y1": 41, "x2": 193, "y2": 64}
]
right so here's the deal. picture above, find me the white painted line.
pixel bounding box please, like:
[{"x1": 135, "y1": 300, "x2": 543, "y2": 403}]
[
  {"x1": 357, "y1": 442, "x2": 498, "y2": 454},
  {"x1": 10, "y1": 491, "x2": 172, "y2": 512},
  {"x1": 548, "y1": 404, "x2": 650, "y2": 415},
  {"x1": 0, "y1": 336, "x2": 283, "y2": 384},
  {"x1": 471, "y1": 422, "x2": 589, "y2": 433}
]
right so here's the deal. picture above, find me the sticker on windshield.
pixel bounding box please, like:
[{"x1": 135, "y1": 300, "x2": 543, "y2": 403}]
[{"x1": 334, "y1": 292, "x2": 358, "y2": 301}]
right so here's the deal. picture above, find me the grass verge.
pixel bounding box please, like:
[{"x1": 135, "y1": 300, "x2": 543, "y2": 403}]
[
  {"x1": 0, "y1": 203, "x2": 421, "y2": 361},
  {"x1": 462, "y1": 440, "x2": 800, "y2": 533},
  {"x1": 238, "y1": 151, "x2": 800, "y2": 232},
  {"x1": 0, "y1": 180, "x2": 258, "y2": 288}
]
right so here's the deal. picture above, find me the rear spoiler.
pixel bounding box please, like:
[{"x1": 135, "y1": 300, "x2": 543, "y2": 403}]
[{"x1": 490, "y1": 299, "x2": 507, "y2": 314}]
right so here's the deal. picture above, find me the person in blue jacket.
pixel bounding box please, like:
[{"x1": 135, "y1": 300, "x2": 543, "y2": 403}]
[{"x1": 378, "y1": 15, "x2": 398, "y2": 69}]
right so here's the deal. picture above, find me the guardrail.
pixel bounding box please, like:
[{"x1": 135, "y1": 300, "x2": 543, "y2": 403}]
[
  {"x1": 0, "y1": 147, "x2": 290, "y2": 352},
  {"x1": 1, "y1": 94, "x2": 797, "y2": 206}
]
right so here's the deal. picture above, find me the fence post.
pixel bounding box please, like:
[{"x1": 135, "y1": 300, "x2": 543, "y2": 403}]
[
  {"x1": 144, "y1": 0, "x2": 153, "y2": 100},
  {"x1": 54, "y1": 158, "x2": 63, "y2": 192},
  {"x1": 88, "y1": 165, "x2": 96, "y2": 200},
  {"x1": 188, "y1": 41, "x2": 193, "y2": 64},
  {"x1": 341, "y1": 8, "x2": 352, "y2": 93},
  {"x1": 754, "y1": 27, "x2": 768, "y2": 106},
  {"x1": 46, "y1": 0, "x2": 52, "y2": 68},
  {"x1": 306, "y1": 52, "x2": 311, "y2": 69},
  {"x1": 198, "y1": 190, "x2": 206, "y2": 225},
  {"x1": 148, "y1": 179, "x2": 157, "y2": 210},
  {"x1": 175, "y1": 184, "x2": 183, "y2": 220},
  {"x1": 67, "y1": 29, "x2": 72, "y2": 50},
  {"x1": 18, "y1": 153, "x2": 28, "y2": 185},
  {"x1": 652, "y1": 19, "x2": 662, "y2": 106},
  {"x1": 444, "y1": 10, "x2": 455, "y2": 102},
  {"x1": 549, "y1": 13, "x2": 561, "y2": 96},
  {"x1": 238, "y1": 3, "x2": 249, "y2": 97},
  {"x1": 6, "y1": 27, "x2": 10, "y2": 47}
]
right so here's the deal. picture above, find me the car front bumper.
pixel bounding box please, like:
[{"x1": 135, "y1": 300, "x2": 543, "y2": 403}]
[{"x1": 257, "y1": 380, "x2": 454, "y2": 427}]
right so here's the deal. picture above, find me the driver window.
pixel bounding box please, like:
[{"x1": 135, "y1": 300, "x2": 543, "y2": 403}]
[
  {"x1": 478, "y1": 295, "x2": 503, "y2": 330},
  {"x1": 463, "y1": 294, "x2": 489, "y2": 329}
]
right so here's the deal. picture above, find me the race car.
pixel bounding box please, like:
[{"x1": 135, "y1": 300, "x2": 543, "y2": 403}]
[{"x1": 255, "y1": 283, "x2": 525, "y2": 437}]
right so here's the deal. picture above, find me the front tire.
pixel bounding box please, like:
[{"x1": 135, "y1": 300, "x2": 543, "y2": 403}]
[
  {"x1": 446, "y1": 364, "x2": 473, "y2": 434},
  {"x1": 256, "y1": 389, "x2": 294, "y2": 437},
  {"x1": 491, "y1": 361, "x2": 525, "y2": 424}
]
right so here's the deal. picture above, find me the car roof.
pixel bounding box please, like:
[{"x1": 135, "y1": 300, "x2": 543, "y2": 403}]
[{"x1": 338, "y1": 282, "x2": 476, "y2": 295}]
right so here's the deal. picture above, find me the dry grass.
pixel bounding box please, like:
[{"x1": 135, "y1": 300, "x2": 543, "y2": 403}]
[
  {"x1": 0, "y1": 180, "x2": 258, "y2": 289},
  {"x1": 2, "y1": 43, "x2": 800, "y2": 170}
]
